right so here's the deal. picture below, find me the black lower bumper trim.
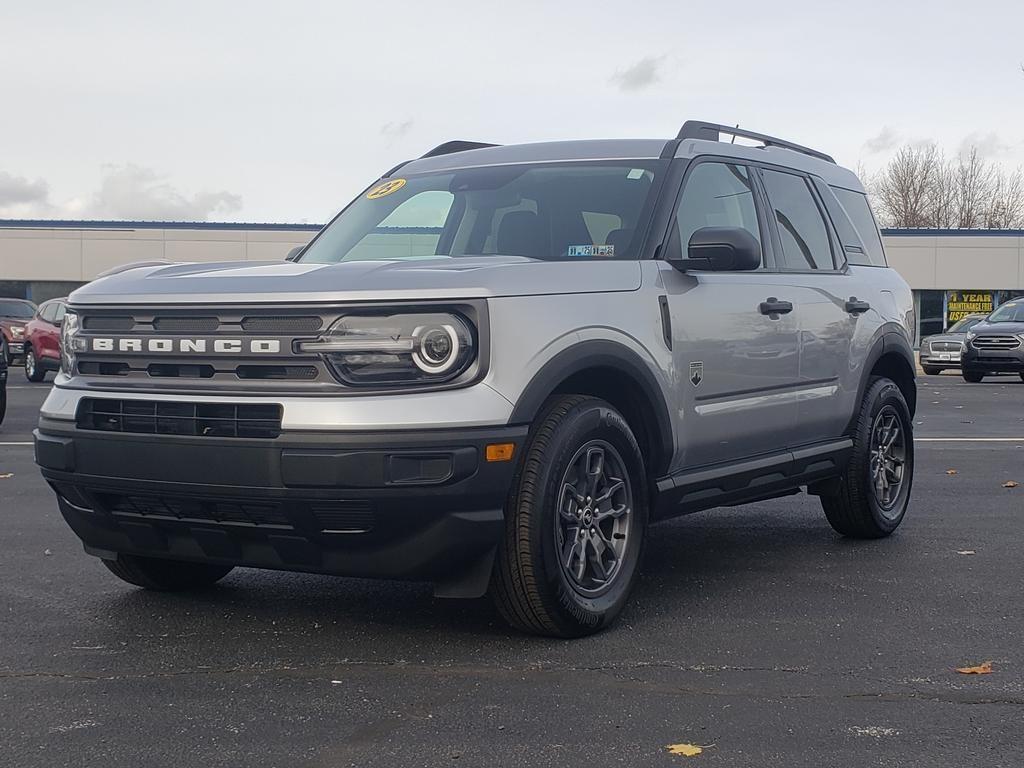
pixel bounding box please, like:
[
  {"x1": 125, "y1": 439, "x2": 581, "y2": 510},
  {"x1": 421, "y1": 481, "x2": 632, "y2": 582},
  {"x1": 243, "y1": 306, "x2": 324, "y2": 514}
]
[{"x1": 36, "y1": 422, "x2": 527, "y2": 591}]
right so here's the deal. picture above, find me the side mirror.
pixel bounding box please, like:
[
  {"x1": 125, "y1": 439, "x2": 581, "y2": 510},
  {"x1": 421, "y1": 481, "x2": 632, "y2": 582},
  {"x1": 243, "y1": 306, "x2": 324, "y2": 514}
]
[
  {"x1": 672, "y1": 226, "x2": 762, "y2": 272},
  {"x1": 285, "y1": 246, "x2": 303, "y2": 262}
]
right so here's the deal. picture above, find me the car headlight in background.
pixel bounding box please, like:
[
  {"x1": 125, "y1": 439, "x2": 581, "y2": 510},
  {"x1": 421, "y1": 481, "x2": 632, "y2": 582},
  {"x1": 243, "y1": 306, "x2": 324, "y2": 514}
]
[
  {"x1": 60, "y1": 311, "x2": 85, "y2": 375},
  {"x1": 10, "y1": 326, "x2": 24, "y2": 339},
  {"x1": 297, "y1": 312, "x2": 476, "y2": 386}
]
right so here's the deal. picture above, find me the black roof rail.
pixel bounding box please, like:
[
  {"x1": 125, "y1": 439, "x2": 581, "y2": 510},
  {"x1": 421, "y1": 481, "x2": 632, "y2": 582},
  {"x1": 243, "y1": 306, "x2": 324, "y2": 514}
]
[
  {"x1": 420, "y1": 141, "x2": 499, "y2": 159},
  {"x1": 677, "y1": 121, "x2": 835, "y2": 164}
]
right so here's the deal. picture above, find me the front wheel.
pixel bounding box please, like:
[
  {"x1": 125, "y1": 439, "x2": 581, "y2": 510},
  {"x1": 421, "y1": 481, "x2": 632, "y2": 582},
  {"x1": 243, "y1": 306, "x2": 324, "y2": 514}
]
[
  {"x1": 962, "y1": 370, "x2": 984, "y2": 383},
  {"x1": 922, "y1": 365, "x2": 942, "y2": 376},
  {"x1": 102, "y1": 554, "x2": 233, "y2": 591},
  {"x1": 491, "y1": 395, "x2": 648, "y2": 637},
  {"x1": 820, "y1": 377, "x2": 914, "y2": 538},
  {"x1": 24, "y1": 348, "x2": 45, "y2": 382}
]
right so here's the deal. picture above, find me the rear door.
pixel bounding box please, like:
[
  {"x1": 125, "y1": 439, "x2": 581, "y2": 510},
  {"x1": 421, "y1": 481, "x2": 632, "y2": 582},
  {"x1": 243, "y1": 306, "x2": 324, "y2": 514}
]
[
  {"x1": 756, "y1": 168, "x2": 869, "y2": 445},
  {"x1": 660, "y1": 159, "x2": 801, "y2": 467}
]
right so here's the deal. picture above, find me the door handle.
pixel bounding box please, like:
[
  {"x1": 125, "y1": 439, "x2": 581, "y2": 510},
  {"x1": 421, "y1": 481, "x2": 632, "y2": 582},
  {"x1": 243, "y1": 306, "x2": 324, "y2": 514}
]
[
  {"x1": 759, "y1": 298, "x2": 793, "y2": 316},
  {"x1": 845, "y1": 297, "x2": 871, "y2": 315}
]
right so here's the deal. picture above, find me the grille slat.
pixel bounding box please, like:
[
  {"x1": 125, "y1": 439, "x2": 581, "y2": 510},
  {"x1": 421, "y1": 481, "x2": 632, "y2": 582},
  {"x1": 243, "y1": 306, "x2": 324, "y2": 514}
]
[
  {"x1": 97, "y1": 492, "x2": 292, "y2": 528},
  {"x1": 930, "y1": 341, "x2": 962, "y2": 353},
  {"x1": 77, "y1": 398, "x2": 283, "y2": 438},
  {"x1": 153, "y1": 317, "x2": 219, "y2": 332},
  {"x1": 973, "y1": 335, "x2": 1021, "y2": 350}
]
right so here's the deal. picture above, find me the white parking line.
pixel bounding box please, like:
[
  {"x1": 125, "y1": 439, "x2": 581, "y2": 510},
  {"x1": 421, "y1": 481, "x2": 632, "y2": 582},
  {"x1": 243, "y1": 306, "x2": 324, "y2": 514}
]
[
  {"x1": 0, "y1": 442, "x2": 34, "y2": 446},
  {"x1": 915, "y1": 437, "x2": 1024, "y2": 443}
]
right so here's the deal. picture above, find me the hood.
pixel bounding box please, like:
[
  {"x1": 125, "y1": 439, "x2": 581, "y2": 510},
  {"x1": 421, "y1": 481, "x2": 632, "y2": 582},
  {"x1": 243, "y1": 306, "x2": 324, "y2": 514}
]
[
  {"x1": 922, "y1": 332, "x2": 967, "y2": 344},
  {"x1": 0, "y1": 317, "x2": 28, "y2": 327},
  {"x1": 69, "y1": 256, "x2": 642, "y2": 305},
  {"x1": 971, "y1": 321, "x2": 1024, "y2": 336}
]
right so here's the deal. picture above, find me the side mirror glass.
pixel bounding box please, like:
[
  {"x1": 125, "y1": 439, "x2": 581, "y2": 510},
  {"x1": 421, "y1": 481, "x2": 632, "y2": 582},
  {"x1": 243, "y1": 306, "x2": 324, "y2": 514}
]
[
  {"x1": 672, "y1": 226, "x2": 762, "y2": 272},
  {"x1": 285, "y1": 246, "x2": 303, "y2": 262}
]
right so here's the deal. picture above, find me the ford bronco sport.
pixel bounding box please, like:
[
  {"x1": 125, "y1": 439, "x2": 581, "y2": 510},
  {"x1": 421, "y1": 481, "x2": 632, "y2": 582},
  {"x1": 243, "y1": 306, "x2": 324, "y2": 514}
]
[{"x1": 35, "y1": 121, "x2": 917, "y2": 637}]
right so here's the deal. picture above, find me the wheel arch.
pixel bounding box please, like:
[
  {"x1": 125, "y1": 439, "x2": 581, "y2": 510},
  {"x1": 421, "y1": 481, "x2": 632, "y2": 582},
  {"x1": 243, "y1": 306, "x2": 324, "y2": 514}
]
[
  {"x1": 848, "y1": 330, "x2": 917, "y2": 435},
  {"x1": 508, "y1": 340, "x2": 675, "y2": 477}
]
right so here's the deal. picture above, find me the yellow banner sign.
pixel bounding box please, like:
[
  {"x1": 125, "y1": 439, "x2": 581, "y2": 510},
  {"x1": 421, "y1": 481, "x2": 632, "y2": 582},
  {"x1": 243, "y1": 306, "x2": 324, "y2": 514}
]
[{"x1": 946, "y1": 291, "x2": 993, "y2": 324}]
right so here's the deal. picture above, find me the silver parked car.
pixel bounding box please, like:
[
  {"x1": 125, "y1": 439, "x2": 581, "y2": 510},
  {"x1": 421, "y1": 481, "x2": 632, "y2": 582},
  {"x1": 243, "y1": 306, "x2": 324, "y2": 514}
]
[
  {"x1": 919, "y1": 314, "x2": 987, "y2": 375},
  {"x1": 35, "y1": 122, "x2": 917, "y2": 637}
]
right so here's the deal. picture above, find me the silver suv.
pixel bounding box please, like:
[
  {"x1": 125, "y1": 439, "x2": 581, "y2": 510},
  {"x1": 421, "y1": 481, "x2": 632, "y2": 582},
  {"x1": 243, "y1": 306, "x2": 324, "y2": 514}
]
[{"x1": 35, "y1": 121, "x2": 917, "y2": 637}]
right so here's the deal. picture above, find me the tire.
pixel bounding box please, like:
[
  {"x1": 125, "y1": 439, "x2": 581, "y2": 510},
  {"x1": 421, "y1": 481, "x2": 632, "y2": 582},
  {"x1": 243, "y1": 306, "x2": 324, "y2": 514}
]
[
  {"x1": 1, "y1": 337, "x2": 10, "y2": 366},
  {"x1": 102, "y1": 553, "x2": 233, "y2": 591},
  {"x1": 0, "y1": 386, "x2": 6, "y2": 426},
  {"x1": 1019, "y1": 373, "x2": 1024, "y2": 384},
  {"x1": 922, "y1": 366, "x2": 942, "y2": 376},
  {"x1": 24, "y1": 347, "x2": 45, "y2": 382},
  {"x1": 491, "y1": 395, "x2": 648, "y2": 637},
  {"x1": 962, "y1": 370, "x2": 984, "y2": 383},
  {"x1": 821, "y1": 377, "x2": 914, "y2": 539}
]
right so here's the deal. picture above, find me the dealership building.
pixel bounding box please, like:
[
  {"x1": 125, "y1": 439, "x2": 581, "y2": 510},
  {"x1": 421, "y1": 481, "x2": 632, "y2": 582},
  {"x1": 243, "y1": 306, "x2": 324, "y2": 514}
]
[{"x1": 1, "y1": 220, "x2": 1023, "y2": 347}]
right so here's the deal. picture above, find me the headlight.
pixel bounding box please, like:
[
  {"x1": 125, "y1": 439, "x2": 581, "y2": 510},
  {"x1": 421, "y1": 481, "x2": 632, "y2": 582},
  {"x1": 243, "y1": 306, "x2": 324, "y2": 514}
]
[
  {"x1": 60, "y1": 311, "x2": 85, "y2": 375},
  {"x1": 966, "y1": 331, "x2": 977, "y2": 340},
  {"x1": 10, "y1": 326, "x2": 24, "y2": 339},
  {"x1": 297, "y1": 312, "x2": 476, "y2": 386}
]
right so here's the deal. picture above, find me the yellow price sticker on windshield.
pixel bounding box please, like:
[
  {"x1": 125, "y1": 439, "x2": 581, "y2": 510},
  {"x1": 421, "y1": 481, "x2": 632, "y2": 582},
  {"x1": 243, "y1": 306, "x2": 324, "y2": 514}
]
[{"x1": 366, "y1": 179, "x2": 407, "y2": 199}]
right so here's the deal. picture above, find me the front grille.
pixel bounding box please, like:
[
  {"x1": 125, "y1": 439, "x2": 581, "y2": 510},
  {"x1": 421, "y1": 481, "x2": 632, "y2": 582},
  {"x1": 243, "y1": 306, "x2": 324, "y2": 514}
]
[
  {"x1": 153, "y1": 316, "x2": 219, "y2": 333},
  {"x1": 96, "y1": 492, "x2": 292, "y2": 528},
  {"x1": 973, "y1": 335, "x2": 1021, "y2": 350},
  {"x1": 73, "y1": 307, "x2": 334, "y2": 392},
  {"x1": 930, "y1": 341, "x2": 962, "y2": 353},
  {"x1": 77, "y1": 398, "x2": 283, "y2": 438}
]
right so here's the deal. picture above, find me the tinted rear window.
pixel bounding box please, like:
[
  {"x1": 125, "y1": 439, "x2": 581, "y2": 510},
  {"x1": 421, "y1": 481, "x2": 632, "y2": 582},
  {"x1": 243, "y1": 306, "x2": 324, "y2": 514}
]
[{"x1": 831, "y1": 187, "x2": 887, "y2": 267}]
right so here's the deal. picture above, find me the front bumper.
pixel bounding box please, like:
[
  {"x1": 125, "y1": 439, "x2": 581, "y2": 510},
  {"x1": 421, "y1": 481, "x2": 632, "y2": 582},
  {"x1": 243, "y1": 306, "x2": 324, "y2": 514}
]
[
  {"x1": 35, "y1": 418, "x2": 527, "y2": 596},
  {"x1": 6, "y1": 341, "x2": 24, "y2": 355},
  {"x1": 919, "y1": 349, "x2": 962, "y2": 368},
  {"x1": 961, "y1": 344, "x2": 1024, "y2": 373}
]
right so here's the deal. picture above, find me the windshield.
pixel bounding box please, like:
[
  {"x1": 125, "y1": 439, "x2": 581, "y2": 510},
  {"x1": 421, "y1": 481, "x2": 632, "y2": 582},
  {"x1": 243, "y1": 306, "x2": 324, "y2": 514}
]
[
  {"x1": 948, "y1": 316, "x2": 982, "y2": 333},
  {"x1": 300, "y1": 161, "x2": 663, "y2": 264},
  {"x1": 0, "y1": 300, "x2": 35, "y2": 319},
  {"x1": 987, "y1": 301, "x2": 1024, "y2": 323}
]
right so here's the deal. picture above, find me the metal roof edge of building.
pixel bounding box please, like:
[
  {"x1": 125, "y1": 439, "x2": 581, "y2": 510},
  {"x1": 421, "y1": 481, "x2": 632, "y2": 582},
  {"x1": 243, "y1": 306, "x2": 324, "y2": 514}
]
[
  {"x1": 0, "y1": 219, "x2": 324, "y2": 232},
  {"x1": 882, "y1": 228, "x2": 1024, "y2": 237}
]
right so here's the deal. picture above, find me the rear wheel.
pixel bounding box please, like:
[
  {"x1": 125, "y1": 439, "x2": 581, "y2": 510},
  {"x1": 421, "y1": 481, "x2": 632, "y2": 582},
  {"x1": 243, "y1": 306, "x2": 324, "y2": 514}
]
[
  {"x1": 962, "y1": 370, "x2": 984, "y2": 383},
  {"x1": 24, "y1": 347, "x2": 45, "y2": 382},
  {"x1": 491, "y1": 395, "x2": 648, "y2": 637},
  {"x1": 102, "y1": 554, "x2": 233, "y2": 591},
  {"x1": 922, "y1": 365, "x2": 942, "y2": 375},
  {"x1": 820, "y1": 377, "x2": 913, "y2": 538}
]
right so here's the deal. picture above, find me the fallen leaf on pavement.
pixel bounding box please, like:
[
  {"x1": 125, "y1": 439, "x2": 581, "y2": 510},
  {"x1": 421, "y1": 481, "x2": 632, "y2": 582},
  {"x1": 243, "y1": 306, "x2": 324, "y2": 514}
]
[
  {"x1": 1002, "y1": 481, "x2": 1019, "y2": 488},
  {"x1": 0, "y1": 473, "x2": 13, "y2": 479},
  {"x1": 956, "y1": 550, "x2": 976, "y2": 555},
  {"x1": 667, "y1": 744, "x2": 704, "y2": 757},
  {"x1": 945, "y1": 469, "x2": 958, "y2": 475},
  {"x1": 956, "y1": 661, "x2": 993, "y2": 675}
]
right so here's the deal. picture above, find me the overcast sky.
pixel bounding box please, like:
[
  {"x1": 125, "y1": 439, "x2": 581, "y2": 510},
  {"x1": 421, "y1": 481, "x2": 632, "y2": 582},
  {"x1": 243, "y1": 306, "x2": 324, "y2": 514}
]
[{"x1": 1, "y1": 0, "x2": 1022, "y2": 223}]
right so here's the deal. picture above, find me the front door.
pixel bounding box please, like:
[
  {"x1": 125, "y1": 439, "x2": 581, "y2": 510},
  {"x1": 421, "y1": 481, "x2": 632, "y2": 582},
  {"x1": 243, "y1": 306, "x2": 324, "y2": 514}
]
[{"x1": 661, "y1": 160, "x2": 801, "y2": 468}]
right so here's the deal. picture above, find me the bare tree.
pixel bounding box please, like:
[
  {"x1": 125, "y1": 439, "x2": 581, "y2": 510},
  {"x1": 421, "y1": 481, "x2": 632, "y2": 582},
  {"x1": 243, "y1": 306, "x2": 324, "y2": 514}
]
[
  {"x1": 869, "y1": 141, "x2": 1024, "y2": 229},
  {"x1": 873, "y1": 144, "x2": 942, "y2": 228}
]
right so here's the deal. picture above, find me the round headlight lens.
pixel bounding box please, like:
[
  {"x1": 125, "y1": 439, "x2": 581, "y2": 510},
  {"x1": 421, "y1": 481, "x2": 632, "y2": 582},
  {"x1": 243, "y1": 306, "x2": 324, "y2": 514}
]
[{"x1": 413, "y1": 325, "x2": 459, "y2": 373}]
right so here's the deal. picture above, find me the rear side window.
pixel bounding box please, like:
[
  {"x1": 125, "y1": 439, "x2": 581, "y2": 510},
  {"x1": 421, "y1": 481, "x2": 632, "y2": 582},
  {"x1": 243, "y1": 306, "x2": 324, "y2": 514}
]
[
  {"x1": 760, "y1": 170, "x2": 835, "y2": 270},
  {"x1": 831, "y1": 187, "x2": 887, "y2": 267},
  {"x1": 39, "y1": 302, "x2": 56, "y2": 322}
]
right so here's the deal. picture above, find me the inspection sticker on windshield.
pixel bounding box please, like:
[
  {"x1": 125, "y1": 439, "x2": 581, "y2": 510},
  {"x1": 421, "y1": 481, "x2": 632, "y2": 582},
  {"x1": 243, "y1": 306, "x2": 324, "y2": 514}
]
[
  {"x1": 366, "y1": 178, "x2": 407, "y2": 199},
  {"x1": 568, "y1": 245, "x2": 614, "y2": 258}
]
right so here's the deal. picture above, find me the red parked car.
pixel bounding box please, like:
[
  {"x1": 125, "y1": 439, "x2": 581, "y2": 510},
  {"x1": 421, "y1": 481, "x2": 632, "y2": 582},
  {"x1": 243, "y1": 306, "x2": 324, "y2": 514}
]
[{"x1": 23, "y1": 297, "x2": 68, "y2": 382}]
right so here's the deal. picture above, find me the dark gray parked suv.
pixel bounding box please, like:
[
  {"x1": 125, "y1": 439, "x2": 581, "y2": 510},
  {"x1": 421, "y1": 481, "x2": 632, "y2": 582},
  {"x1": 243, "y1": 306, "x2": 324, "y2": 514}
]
[
  {"x1": 35, "y1": 121, "x2": 917, "y2": 636},
  {"x1": 960, "y1": 299, "x2": 1024, "y2": 383}
]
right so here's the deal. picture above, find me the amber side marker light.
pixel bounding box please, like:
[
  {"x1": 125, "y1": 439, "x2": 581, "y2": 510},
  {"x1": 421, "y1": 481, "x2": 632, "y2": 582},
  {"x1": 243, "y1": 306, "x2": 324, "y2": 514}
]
[{"x1": 486, "y1": 443, "x2": 516, "y2": 462}]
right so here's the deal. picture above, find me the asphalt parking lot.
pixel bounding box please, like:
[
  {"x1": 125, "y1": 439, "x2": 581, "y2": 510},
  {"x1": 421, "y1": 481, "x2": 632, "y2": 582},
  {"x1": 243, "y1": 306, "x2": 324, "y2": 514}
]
[{"x1": 2, "y1": 374, "x2": 1023, "y2": 767}]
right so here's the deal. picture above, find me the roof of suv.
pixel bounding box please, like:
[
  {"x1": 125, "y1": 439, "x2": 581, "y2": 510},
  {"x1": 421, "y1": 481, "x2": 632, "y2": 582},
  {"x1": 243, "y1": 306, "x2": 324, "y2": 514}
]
[{"x1": 399, "y1": 122, "x2": 864, "y2": 193}]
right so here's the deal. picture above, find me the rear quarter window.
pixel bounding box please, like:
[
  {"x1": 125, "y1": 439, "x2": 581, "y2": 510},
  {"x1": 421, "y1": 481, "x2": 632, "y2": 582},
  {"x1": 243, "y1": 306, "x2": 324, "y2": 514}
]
[{"x1": 830, "y1": 186, "x2": 887, "y2": 267}]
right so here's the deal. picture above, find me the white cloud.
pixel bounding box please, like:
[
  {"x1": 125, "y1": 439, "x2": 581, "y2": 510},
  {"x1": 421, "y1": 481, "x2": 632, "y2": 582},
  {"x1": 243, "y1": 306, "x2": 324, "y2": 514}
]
[
  {"x1": 610, "y1": 56, "x2": 666, "y2": 92},
  {"x1": 958, "y1": 131, "x2": 1012, "y2": 160},
  {"x1": 380, "y1": 119, "x2": 414, "y2": 140},
  {"x1": 863, "y1": 126, "x2": 899, "y2": 154},
  {"x1": 0, "y1": 171, "x2": 50, "y2": 217},
  {"x1": 85, "y1": 164, "x2": 242, "y2": 221}
]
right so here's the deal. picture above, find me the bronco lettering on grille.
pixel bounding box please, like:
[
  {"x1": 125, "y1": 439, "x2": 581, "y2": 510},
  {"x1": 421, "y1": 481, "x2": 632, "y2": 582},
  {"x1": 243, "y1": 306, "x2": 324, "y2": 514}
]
[{"x1": 90, "y1": 338, "x2": 281, "y2": 354}]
